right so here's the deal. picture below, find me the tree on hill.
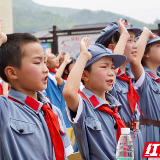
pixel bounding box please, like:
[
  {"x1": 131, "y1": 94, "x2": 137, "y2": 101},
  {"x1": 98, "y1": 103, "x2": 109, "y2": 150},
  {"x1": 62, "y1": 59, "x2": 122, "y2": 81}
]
[{"x1": 12, "y1": 0, "x2": 159, "y2": 33}]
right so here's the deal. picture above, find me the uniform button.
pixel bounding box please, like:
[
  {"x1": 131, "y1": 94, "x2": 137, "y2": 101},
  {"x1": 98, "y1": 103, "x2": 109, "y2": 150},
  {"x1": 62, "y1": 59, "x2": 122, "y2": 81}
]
[
  {"x1": 94, "y1": 126, "x2": 97, "y2": 130},
  {"x1": 114, "y1": 124, "x2": 118, "y2": 129},
  {"x1": 19, "y1": 129, "x2": 24, "y2": 133},
  {"x1": 120, "y1": 90, "x2": 123, "y2": 93},
  {"x1": 156, "y1": 89, "x2": 159, "y2": 93}
]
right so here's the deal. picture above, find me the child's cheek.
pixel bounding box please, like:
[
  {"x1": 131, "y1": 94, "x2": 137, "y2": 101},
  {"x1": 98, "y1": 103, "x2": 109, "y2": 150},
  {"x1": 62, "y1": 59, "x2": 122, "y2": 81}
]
[
  {"x1": 28, "y1": 68, "x2": 41, "y2": 78},
  {"x1": 97, "y1": 72, "x2": 106, "y2": 80},
  {"x1": 124, "y1": 43, "x2": 132, "y2": 56},
  {"x1": 113, "y1": 74, "x2": 116, "y2": 82}
]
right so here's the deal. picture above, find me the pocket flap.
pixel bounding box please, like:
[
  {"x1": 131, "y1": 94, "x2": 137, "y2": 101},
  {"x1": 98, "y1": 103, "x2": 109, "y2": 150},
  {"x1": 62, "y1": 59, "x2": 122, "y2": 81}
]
[
  {"x1": 150, "y1": 85, "x2": 160, "y2": 94},
  {"x1": 116, "y1": 87, "x2": 128, "y2": 94},
  {"x1": 85, "y1": 117, "x2": 101, "y2": 131},
  {"x1": 10, "y1": 118, "x2": 36, "y2": 134}
]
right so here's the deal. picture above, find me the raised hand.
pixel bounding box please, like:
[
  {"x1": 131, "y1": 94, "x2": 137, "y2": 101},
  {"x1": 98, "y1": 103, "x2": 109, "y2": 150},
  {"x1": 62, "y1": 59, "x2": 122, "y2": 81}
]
[
  {"x1": 45, "y1": 48, "x2": 52, "y2": 55},
  {"x1": 0, "y1": 18, "x2": 7, "y2": 46},
  {"x1": 118, "y1": 18, "x2": 130, "y2": 39},
  {"x1": 80, "y1": 36, "x2": 92, "y2": 61},
  {"x1": 64, "y1": 53, "x2": 72, "y2": 64},
  {"x1": 143, "y1": 27, "x2": 155, "y2": 39},
  {"x1": 57, "y1": 50, "x2": 65, "y2": 60}
]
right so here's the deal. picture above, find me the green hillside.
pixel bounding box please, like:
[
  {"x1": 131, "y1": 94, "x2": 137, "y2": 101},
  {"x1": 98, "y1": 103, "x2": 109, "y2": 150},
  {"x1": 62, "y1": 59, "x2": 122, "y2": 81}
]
[
  {"x1": 12, "y1": 0, "x2": 79, "y2": 17},
  {"x1": 12, "y1": 0, "x2": 160, "y2": 33},
  {"x1": 13, "y1": 7, "x2": 76, "y2": 32},
  {"x1": 68, "y1": 10, "x2": 158, "y2": 29}
]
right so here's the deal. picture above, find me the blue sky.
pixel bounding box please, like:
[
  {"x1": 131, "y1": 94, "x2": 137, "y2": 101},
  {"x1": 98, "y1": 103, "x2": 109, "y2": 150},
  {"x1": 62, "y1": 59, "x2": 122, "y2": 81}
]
[{"x1": 32, "y1": 0, "x2": 160, "y2": 24}]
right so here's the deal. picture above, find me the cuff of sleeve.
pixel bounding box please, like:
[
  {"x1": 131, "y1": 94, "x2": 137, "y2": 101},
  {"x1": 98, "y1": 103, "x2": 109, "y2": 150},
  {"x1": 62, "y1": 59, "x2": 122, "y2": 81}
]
[
  {"x1": 66, "y1": 94, "x2": 83, "y2": 123},
  {"x1": 65, "y1": 144, "x2": 74, "y2": 157},
  {"x1": 134, "y1": 69, "x2": 145, "y2": 89}
]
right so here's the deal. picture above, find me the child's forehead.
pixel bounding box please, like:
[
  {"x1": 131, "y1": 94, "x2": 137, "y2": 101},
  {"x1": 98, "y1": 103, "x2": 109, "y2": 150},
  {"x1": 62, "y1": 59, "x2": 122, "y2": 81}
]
[
  {"x1": 21, "y1": 42, "x2": 43, "y2": 57},
  {"x1": 128, "y1": 30, "x2": 136, "y2": 37}
]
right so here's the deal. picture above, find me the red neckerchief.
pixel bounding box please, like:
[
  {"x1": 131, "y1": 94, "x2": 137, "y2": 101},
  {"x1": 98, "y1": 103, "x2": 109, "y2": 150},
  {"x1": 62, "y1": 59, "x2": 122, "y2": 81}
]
[
  {"x1": 8, "y1": 96, "x2": 65, "y2": 160},
  {"x1": 0, "y1": 84, "x2": 3, "y2": 95},
  {"x1": 63, "y1": 76, "x2": 68, "y2": 80},
  {"x1": 78, "y1": 90, "x2": 126, "y2": 142},
  {"x1": 148, "y1": 72, "x2": 160, "y2": 83},
  {"x1": 117, "y1": 69, "x2": 144, "y2": 133},
  {"x1": 49, "y1": 69, "x2": 57, "y2": 74}
]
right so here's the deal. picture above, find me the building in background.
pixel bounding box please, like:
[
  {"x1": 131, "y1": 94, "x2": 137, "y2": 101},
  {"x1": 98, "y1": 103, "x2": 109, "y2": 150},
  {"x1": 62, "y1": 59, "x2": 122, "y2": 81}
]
[
  {"x1": 31, "y1": 23, "x2": 109, "y2": 56},
  {"x1": 0, "y1": 0, "x2": 13, "y2": 34},
  {"x1": 31, "y1": 22, "x2": 160, "y2": 57}
]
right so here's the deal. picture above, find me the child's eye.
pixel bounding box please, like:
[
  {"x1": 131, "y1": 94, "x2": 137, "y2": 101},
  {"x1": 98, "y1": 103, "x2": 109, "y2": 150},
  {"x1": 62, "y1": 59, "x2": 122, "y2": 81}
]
[
  {"x1": 111, "y1": 67, "x2": 115, "y2": 70},
  {"x1": 34, "y1": 62, "x2": 40, "y2": 64},
  {"x1": 101, "y1": 66, "x2": 106, "y2": 68}
]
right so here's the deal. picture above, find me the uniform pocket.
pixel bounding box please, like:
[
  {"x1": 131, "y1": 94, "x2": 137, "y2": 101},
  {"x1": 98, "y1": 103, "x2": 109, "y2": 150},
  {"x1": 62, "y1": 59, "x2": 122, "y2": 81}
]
[
  {"x1": 116, "y1": 87, "x2": 128, "y2": 94},
  {"x1": 85, "y1": 117, "x2": 102, "y2": 131},
  {"x1": 10, "y1": 118, "x2": 36, "y2": 135},
  {"x1": 150, "y1": 85, "x2": 160, "y2": 94}
]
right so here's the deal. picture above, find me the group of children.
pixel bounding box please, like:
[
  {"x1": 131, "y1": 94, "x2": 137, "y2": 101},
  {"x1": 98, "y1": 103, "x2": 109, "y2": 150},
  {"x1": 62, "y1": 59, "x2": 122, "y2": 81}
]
[{"x1": 0, "y1": 17, "x2": 160, "y2": 160}]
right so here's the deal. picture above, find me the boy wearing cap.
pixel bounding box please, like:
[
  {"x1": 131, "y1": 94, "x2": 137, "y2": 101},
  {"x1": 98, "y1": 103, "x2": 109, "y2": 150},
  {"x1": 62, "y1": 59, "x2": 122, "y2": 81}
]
[
  {"x1": 133, "y1": 28, "x2": 160, "y2": 145},
  {"x1": 96, "y1": 19, "x2": 146, "y2": 160},
  {"x1": 63, "y1": 34, "x2": 127, "y2": 159},
  {"x1": 0, "y1": 31, "x2": 73, "y2": 159}
]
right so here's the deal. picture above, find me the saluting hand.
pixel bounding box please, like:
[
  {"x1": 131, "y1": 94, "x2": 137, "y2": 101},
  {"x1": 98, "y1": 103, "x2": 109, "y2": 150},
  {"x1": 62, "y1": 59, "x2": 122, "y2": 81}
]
[
  {"x1": 118, "y1": 18, "x2": 130, "y2": 40},
  {"x1": 0, "y1": 18, "x2": 7, "y2": 46},
  {"x1": 80, "y1": 37, "x2": 92, "y2": 61},
  {"x1": 45, "y1": 48, "x2": 52, "y2": 55},
  {"x1": 142, "y1": 27, "x2": 155, "y2": 39},
  {"x1": 64, "y1": 53, "x2": 72, "y2": 64}
]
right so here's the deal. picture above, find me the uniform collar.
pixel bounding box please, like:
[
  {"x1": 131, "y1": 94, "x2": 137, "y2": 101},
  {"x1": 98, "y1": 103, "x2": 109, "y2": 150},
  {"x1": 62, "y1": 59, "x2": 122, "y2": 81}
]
[
  {"x1": 82, "y1": 88, "x2": 122, "y2": 110},
  {"x1": 49, "y1": 68, "x2": 57, "y2": 74},
  {"x1": 117, "y1": 67, "x2": 134, "y2": 79},
  {"x1": 144, "y1": 67, "x2": 160, "y2": 79},
  {"x1": 8, "y1": 88, "x2": 50, "y2": 113}
]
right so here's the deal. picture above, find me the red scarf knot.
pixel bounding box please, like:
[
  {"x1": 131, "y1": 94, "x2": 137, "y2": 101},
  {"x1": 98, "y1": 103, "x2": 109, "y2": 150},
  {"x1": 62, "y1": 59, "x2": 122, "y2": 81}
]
[
  {"x1": 118, "y1": 69, "x2": 144, "y2": 132},
  {"x1": 78, "y1": 91, "x2": 126, "y2": 142},
  {"x1": 42, "y1": 104, "x2": 65, "y2": 160}
]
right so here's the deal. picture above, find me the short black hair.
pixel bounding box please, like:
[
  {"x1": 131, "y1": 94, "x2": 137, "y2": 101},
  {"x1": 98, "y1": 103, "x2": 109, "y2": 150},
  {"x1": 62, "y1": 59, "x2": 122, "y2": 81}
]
[
  {"x1": 102, "y1": 31, "x2": 120, "y2": 48},
  {"x1": 62, "y1": 57, "x2": 74, "y2": 79},
  {"x1": 141, "y1": 44, "x2": 152, "y2": 66},
  {"x1": 0, "y1": 33, "x2": 39, "y2": 82}
]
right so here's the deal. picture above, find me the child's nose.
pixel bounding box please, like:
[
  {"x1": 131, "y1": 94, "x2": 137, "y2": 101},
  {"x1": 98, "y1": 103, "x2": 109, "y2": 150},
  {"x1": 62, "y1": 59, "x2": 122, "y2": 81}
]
[
  {"x1": 43, "y1": 64, "x2": 49, "y2": 73},
  {"x1": 133, "y1": 43, "x2": 137, "y2": 49},
  {"x1": 108, "y1": 69, "x2": 115, "y2": 76}
]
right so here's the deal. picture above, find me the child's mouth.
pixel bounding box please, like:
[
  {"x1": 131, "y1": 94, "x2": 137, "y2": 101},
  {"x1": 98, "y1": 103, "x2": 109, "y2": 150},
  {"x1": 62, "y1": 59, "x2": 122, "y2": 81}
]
[
  {"x1": 43, "y1": 76, "x2": 48, "y2": 83},
  {"x1": 132, "y1": 51, "x2": 137, "y2": 56},
  {"x1": 106, "y1": 79, "x2": 113, "y2": 85}
]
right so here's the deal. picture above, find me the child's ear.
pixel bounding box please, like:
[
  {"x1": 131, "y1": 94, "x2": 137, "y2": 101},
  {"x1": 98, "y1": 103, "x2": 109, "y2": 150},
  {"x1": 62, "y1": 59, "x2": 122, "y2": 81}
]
[
  {"x1": 4, "y1": 66, "x2": 18, "y2": 80},
  {"x1": 81, "y1": 70, "x2": 89, "y2": 82},
  {"x1": 145, "y1": 53, "x2": 149, "y2": 58},
  {"x1": 108, "y1": 43, "x2": 116, "y2": 51}
]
